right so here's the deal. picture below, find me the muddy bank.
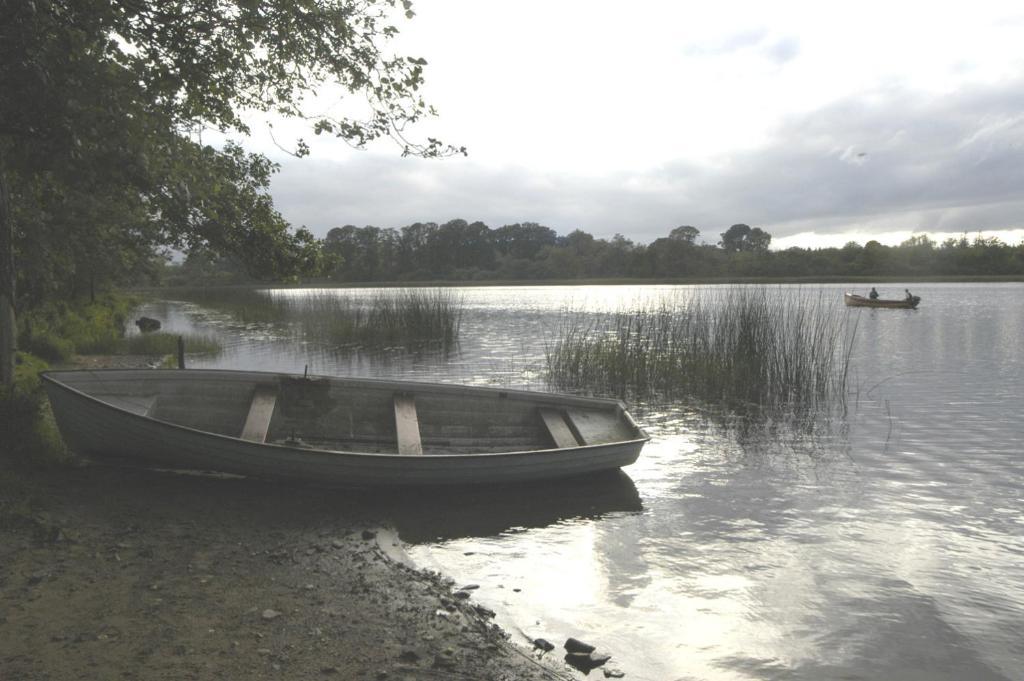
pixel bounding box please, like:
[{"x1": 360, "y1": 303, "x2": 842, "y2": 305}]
[{"x1": 0, "y1": 464, "x2": 567, "y2": 680}]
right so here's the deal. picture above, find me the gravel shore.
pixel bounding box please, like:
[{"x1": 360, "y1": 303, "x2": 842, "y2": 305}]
[
  {"x1": 2, "y1": 356, "x2": 568, "y2": 680},
  {"x1": 0, "y1": 465, "x2": 567, "y2": 680}
]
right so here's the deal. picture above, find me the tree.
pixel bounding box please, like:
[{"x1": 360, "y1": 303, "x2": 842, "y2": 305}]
[
  {"x1": 895, "y1": 234, "x2": 937, "y2": 274},
  {"x1": 493, "y1": 223, "x2": 557, "y2": 260},
  {"x1": 597, "y1": 234, "x2": 636, "y2": 277},
  {"x1": 668, "y1": 225, "x2": 700, "y2": 244},
  {"x1": 398, "y1": 222, "x2": 438, "y2": 277},
  {"x1": 718, "y1": 223, "x2": 772, "y2": 253},
  {"x1": 861, "y1": 240, "x2": 888, "y2": 274},
  {"x1": 424, "y1": 219, "x2": 495, "y2": 275},
  {"x1": 1, "y1": 0, "x2": 459, "y2": 385}
]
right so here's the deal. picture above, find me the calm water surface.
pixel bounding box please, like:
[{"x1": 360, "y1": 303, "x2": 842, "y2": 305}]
[{"x1": 139, "y1": 283, "x2": 1024, "y2": 680}]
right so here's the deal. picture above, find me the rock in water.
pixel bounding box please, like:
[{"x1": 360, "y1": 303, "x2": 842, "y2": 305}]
[
  {"x1": 135, "y1": 317, "x2": 161, "y2": 333},
  {"x1": 565, "y1": 651, "x2": 612, "y2": 673},
  {"x1": 564, "y1": 637, "x2": 596, "y2": 654},
  {"x1": 532, "y1": 638, "x2": 555, "y2": 653}
]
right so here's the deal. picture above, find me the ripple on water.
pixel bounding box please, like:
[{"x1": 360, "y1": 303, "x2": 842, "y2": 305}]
[{"x1": 137, "y1": 284, "x2": 1024, "y2": 681}]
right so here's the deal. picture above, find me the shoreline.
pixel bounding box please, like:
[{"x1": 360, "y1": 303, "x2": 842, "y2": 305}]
[
  {"x1": 0, "y1": 463, "x2": 568, "y2": 681},
  {"x1": 136, "y1": 274, "x2": 1024, "y2": 291},
  {"x1": 2, "y1": 354, "x2": 569, "y2": 680}
]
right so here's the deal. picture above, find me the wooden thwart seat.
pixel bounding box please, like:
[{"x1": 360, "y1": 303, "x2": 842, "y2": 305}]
[
  {"x1": 563, "y1": 407, "x2": 629, "y2": 445},
  {"x1": 240, "y1": 385, "x2": 278, "y2": 443},
  {"x1": 394, "y1": 394, "x2": 423, "y2": 455},
  {"x1": 539, "y1": 408, "x2": 581, "y2": 449}
]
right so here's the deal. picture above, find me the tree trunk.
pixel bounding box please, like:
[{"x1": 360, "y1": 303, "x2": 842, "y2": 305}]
[{"x1": 0, "y1": 146, "x2": 16, "y2": 388}]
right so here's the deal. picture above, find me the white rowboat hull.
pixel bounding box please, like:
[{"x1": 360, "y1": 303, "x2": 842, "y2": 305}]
[{"x1": 43, "y1": 369, "x2": 648, "y2": 487}]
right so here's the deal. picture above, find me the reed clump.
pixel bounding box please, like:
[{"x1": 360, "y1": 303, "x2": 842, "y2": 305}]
[
  {"x1": 546, "y1": 287, "x2": 855, "y2": 412},
  {"x1": 164, "y1": 286, "x2": 282, "y2": 324},
  {"x1": 282, "y1": 290, "x2": 462, "y2": 348},
  {"x1": 166, "y1": 287, "x2": 462, "y2": 350}
]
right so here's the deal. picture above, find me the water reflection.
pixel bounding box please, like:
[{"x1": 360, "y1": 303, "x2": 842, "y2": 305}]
[
  {"x1": 132, "y1": 283, "x2": 1024, "y2": 681},
  {"x1": 354, "y1": 470, "x2": 642, "y2": 544}
]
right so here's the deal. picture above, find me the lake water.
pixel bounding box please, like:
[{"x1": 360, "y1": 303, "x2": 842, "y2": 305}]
[{"x1": 137, "y1": 283, "x2": 1024, "y2": 680}]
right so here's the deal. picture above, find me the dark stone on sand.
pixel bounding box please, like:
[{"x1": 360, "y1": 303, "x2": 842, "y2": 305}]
[
  {"x1": 564, "y1": 651, "x2": 611, "y2": 673},
  {"x1": 532, "y1": 638, "x2": 555, "y2": 652},
  {"x1": 565, "y1": 652, "x2": 594, "y2": 671},
  {"x1": 564, "y1": 637, "x2": 595, "y2": 654}
]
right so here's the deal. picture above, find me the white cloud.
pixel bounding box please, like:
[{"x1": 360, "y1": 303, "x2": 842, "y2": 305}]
[{"x1": 245, "y1": 0, "x2": 1024, "y2": 248}]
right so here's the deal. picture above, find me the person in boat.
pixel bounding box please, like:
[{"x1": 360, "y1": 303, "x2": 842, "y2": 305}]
[
  {"x1": 904, "y1": 289, "x2": 914, "y2": 302},
  {"x1": 868, "y1": 287, "x2": 879, "y2": 300}
]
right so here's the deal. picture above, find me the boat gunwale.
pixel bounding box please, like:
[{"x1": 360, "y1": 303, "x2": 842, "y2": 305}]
[{"x1": 41, "y1": 369, "x2": 651, "y2": 461}]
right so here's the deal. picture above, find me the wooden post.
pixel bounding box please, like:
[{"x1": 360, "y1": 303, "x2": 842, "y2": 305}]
[{"x1": 177, "y1": 335, "x2": 185, "y2": 369}]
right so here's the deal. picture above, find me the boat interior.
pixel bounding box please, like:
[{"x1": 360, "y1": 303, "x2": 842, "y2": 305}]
[{"x1": 56, "y1": 371, "x2": 639, "y2": 455}]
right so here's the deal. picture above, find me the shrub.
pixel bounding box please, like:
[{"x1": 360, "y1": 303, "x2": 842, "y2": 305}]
[{"x1": 18, "y1": 295, "x2": 137, "y2": 359}]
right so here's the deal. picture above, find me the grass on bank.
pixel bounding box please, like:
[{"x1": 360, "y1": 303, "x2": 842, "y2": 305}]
[
  {"x1": 18, "y1": 296, "x2": 221, "y2": 361},
  {"x1": 546, "y1": 287, "x2": 856, "y2": 413},
  {"x1": 120, "y1": 332, "x2": 221, "y2": 356},
  {"x1": 0, "y1": 353, "x2": 68, "y2": 466},
  {"x1": 165, "y1": 286, "x2": 463, "y2": 349},
  {"x1": 4, "y1": 295, "x2": 224, "y2": 470},
  {"x1": 0, "y1": 355, "x2": 67, "y2": 533},
  {"x1": 18, "y1": 295, "x2": 137, "y2": 361}
]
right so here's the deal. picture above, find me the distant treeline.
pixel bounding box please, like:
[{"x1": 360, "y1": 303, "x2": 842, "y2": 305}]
[{"x1": 165, "y1": 221, "x2": 1024, "y2": 284}]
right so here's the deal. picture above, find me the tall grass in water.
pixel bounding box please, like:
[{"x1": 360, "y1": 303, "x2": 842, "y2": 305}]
[
  {"x1": 546, "y1": 288, "x2": 856, "y2": 414},
  {"x1": 168, "y1": 287, "x2": 462, "y2": 349},
  {"x1": 165, "y1": 286, "x2": 283, "y2": 324},
  {"x1": 283, "y1": 290, "x2": 462, "y2": 348}
]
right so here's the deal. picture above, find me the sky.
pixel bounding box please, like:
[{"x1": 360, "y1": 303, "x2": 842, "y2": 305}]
[{"x1": 236, "y1": 0, "x2": 1024, "y2": 249}]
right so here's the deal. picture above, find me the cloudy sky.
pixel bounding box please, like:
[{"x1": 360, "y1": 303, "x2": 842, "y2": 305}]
[{"x1": 240, "y1": 0, "x2": 1024, "y2": 249}]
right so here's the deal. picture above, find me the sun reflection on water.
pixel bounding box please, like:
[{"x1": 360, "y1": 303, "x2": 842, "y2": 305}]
[{"x1": 133, "y1": 282, "x2": 1024, "y2": 681}]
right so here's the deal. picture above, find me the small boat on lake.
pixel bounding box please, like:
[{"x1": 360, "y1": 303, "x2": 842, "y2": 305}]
[
  {"x1": 42, "y1": 369, "x2": 648, "y2": 487},
  {"x1": 844, "y1": 292, "x2": 921, "y2": 309}
]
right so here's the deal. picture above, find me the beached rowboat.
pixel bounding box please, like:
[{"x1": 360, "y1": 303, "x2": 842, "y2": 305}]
[
  {"x1": 844, "y1": 292, "x2": 921, "y2": 309},
  {"x1": 42, "y1": 369, "x2": 648, "y2": 486}
]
